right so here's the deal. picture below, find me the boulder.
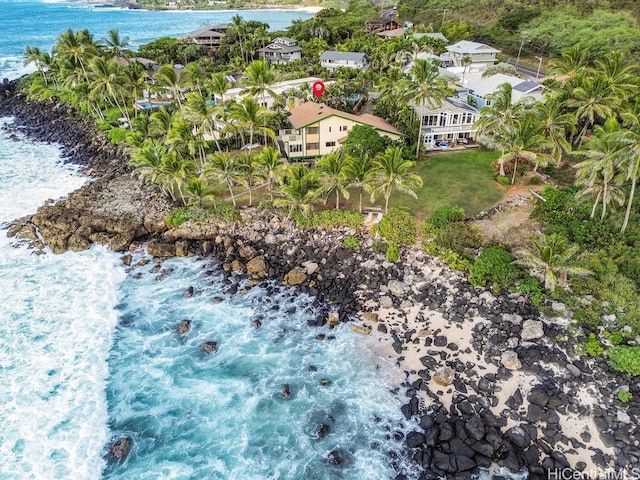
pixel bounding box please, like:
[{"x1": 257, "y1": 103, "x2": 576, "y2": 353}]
[
  {"x1": 361, "y1": 312, "x2": 379, "y2": 323},
  {"x1": 406, "y1": 431, "x2": 426, "y2": 448},
  {"x1": 67, "y1": 233, "x2": 91, "y2": 252},
  {"x1": 521, "y1": 320, "x2": 544, "y2": 340},
  {"x1": 284, "y1": 267, "x2": 307, "y2": 286},
  {"x1": 108, "y1": 437, "x2": 131, "y2": 461},
  {"x1": 388, "y1": 279, "x2": 408, "y2": 296},
  {"x1": 231, "y1": 259, "x2": 245, "y2": 273},
  {"x1": 246, "y1": 255, "x2": 267, "y2": 278},
  {"x1": 501, "y1": 350, "x2": 522, "y2": 370},
  {"x1": 350, "y1": 324, "x2": 372, "y2": 335},
  {"x1": 379, "y1": 296, "x2": 393, "y2": 309},
  {"x1": 147, "y1": 241, "x2": 176, "y2": 257},
  {"x1": 327, "y1": 312, "x2": 340, "y2": 327},
  {"x1": 177, "y1": 319, "x2": 191, "y2": 334},
  {"x1": 433, "y1": 367, "x2": 455, "y2": 386},
  {"x1": 201, "y1": 341, "x2": 218, "y2": 353},
  {"x1": 175, "y1": 240, "x2": 189, "y2": 257}
]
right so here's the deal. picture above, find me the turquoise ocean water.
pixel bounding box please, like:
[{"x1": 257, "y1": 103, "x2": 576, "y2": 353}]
[{"x1": 0, "y1": 2, "x2": 416, "y2": 479}]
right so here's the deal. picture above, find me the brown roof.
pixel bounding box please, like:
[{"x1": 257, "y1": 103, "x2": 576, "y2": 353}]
[{"x1": 287, "y1": 102, "x2": 402, "y2": 136}]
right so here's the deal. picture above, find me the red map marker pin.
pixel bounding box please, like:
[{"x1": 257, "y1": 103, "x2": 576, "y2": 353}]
[{"x1": 312, "y1": 80, "x2": 325, "y2": 98}]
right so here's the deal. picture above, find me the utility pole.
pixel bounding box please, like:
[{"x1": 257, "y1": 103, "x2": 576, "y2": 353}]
[
  {"x1": 535, "y1": 56, "x2": 543, "y2": 79},
  {"x1": 515, "y1": 34, "x2": 527, "y2": 69}
]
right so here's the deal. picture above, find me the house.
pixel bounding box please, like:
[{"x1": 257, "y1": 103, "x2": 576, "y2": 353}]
[
  {"x1": 188, "y1": 24, "x2": 229, "y2": 52},
  {"x1": 412, "y1": 97, "x2": 480, "y2": 149},
  {"x1": 319, "y1": 51, "x2": 369, "y2": 72},
  {"x1": 278, "y1": 102, "x2": 402, "y2": 159},
  {"x1": 213, "y1": 76, "x2": 329, "y2": 109},
  {"x1": 377, "y1": 28, "x2": 406, "y2": 39},
  {"x1": 460, "y1": 74, "x2": 544, "y2": 108},
  {"x1": 258, "y1": 37, "x2": 302, "y2": 65},
  {"x1": 365, "y1": 18, "x2": 403, "y2": 34},
  {"x1": 445, "y1": 40, "x2": 500, "y2": 67},
  {"x1": 114, "y1": 56, "x2": 159, "y2": 72}
]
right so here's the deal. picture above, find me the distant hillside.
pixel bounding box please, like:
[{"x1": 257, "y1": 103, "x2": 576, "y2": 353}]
[{"x1": 398, "y1": 0, "x2": 640, "y2": 59}]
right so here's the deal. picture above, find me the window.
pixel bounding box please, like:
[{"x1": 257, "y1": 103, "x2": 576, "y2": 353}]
[
  {"x1": 424, "y1": 115, "x2": 439, "y2": 126},
  {"x1": 325, "y1": 141, "x2": 336, "y2": 147},
  {"x1": 439, "y1": 113, "x2": 447, "y2": 127},
  {"x1": 485, "y1": 99, "x2": 492, "y2": 106},
  {"x1": 339, "y1": 125, "x2": 348, "y2": 132},
  {"x1": 306, "y1": 142, "x2": 320, "y2": 150},
  {"x1": 307, "y1": 127, "x2": 319, "y2": 135},
  {"x1": 328, "y1": 126, "x2": 332, "y2": 132},
  {"x1": 289, "y1": 144, "x2": 302, "y2": 153},
  {"x1": 452, "y1": 114, "x2": 460, "y2": 125}
]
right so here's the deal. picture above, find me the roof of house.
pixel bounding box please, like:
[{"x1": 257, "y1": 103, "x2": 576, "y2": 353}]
[
  {"x1": 412, "y1": 32, "x2": 449, "y2": 43},
  {"x1": 258, "y1": 41, "x2": 302, "y2": 54},
  {"x1": 513, "y1": 79, "x2": 543, "y2": 93},
  {"x1": 446, "y1": 40, "x2": 500, "y2": 55},
  {"x1": 221, "y1": 77, "x2": 328, "y2": 100},
  {"x1": 189, "y1": 24, "x2": 229, "y2": 37},
  {"x1": 378, "y1": 28, "x2": 405, "y2": 38},
  {"x1": 319, "y1": 51, "x2": 368, "y2": 62},
  {"x1": 466, "y1": 73, "x2": 524, "y2": 97},
  {"x1": 367, "y1": 18, "x2": 401, "y2": 25},
  {"x1": 287, "y1": 102, "x2": 401, "y2": 135}
]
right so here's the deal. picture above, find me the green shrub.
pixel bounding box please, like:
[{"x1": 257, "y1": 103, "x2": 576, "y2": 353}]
[
  {"x1": 214, "y1": 204, "x2": 240, "y2": 222},
  {"x1": 343, "y1": 236, "x2": 360, "y2": 250},
  {"x1": 528, "y1": 175, "x2": 541, "y2": 185},
  {"x1": 371, "y1": 241, "x2": 388, "y2": 254},
  {"x1": 107, "y1": 127, "x2": 128, "y2": 144},
  {"x1": 584, "y1": 333, "x2": 605, "y2": 357},
  {"x1": 495, "y1": 175, "x2": 510, "y2": 186},
  {"x1": 435, "y1": 222, "x2": 483, "y2": 257},
  {"x1": 607, "y1": 346, "x2": 640, "y2": 376},
  {"x1": 386, "y1": 242, "x2": 400, "y2": 262},
  {"x1": 423, "y1": 241, "x2": 472, "y2": 272},
  {"x1": 426, "y1": 205, "x2": 465, "y2": 231},
  {"x1": 165, "y1": 206, "x2": 199, "y2": 228},
  {"x1": 470, "y1": 246, "x2": 520, "y2": 291},
  {"x1": 374, "y1": 208, "x2": 416, "y2": 245},
  {"x1": 605, "y1": 331, "x2": 625, "y2": 345},
  {"x1": 617, "y1": 389, "x2": 633, "y2": 403},
  {"x1": 518, "y1": 276, "x2": 546, "y2": 308}
]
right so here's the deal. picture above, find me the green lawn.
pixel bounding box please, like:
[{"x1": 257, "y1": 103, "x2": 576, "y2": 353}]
[{"x1": 388, "y1": 149, "x2": 504, "y2": 222}]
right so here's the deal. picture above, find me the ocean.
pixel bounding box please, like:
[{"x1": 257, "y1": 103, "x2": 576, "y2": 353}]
[{"x1": 0, "y1": 2, "x2": 416, "y2": 479}]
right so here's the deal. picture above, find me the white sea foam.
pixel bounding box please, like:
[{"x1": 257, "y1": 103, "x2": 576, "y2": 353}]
[{"x1": 0, "y1": 119, "x2": 125, "y2": 480}]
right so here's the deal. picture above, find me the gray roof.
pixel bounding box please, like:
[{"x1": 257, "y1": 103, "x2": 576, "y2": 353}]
[
  {"x1": 445, "y1": 97, "x2": 479, "y2": 112},
  {"x1": 320, "y1": 51, "x2": 367, "y2": 62},
  {"x1": 259, "y1": 42, "x2": 301, "y2": 54},
  {"x1": 189, "y1": 24, "x2": 229, "y2": 37},
  {"x1": 466, "y1": 74, "x2": 523, "y2": 97},
  {"x1": 446, "y1": 40, "x2": 500, "y2": 55},
  {"x1": 513, "y1": 79, "x2": 542, "y2": 93}
]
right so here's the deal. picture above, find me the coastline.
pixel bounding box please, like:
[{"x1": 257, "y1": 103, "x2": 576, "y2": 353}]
[{"x1": 2, "y1": 83, "x2": 639, "y2": 479}]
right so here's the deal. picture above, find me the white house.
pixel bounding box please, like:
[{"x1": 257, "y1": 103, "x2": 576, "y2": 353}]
[
  {"x1": 258, "y1": 37, "x2": 302, "y2": 65},
  {"x1": 319, "y1": 51, "x2": 369, "y2": 72},
  {"x1": 213, "y1": 76, "x2": 329, "y2": 109},
  {"x1": 460, "y1": 74, "x2": 544, "y2": 108},
  {"x1": 278, "y1": 102, "x2": 402, "y2": 159},
  {"x1": 445, "y1": 41, "x2": 500, "y2": 67},
  {"x1": 413, "y1": 97, "x2": 480, "y2": 149}
]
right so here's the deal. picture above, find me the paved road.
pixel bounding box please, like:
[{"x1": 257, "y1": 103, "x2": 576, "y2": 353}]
[{"x1": 504, "y1": 59, "x2": 547, "y2": 80}]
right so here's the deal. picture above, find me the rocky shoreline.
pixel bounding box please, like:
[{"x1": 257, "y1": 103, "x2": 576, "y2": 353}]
[{"x1": 2, "y1": 80, "x2": 639, "y2": 479}]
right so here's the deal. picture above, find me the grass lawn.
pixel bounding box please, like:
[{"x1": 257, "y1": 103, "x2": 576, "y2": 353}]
[{"x1": 388, "y1": 149, "x2": 504, "y2": 222}]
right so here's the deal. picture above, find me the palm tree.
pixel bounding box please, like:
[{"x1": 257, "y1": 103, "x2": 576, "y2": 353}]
[
  {"x1": 406, "y1": 58, "x2": 449, "y2": 158},
  {"x1": 53, "y1": 28, "x2": 98, "y2": 83},
  {"x1": 101, "y1": 29, "x2": 130, "y2": 60},
  {"x1": 208, "y1": 151, "x2": 238, "y2": 207},
  {"x1": 230, "y1": 15, "x2": 248, "y2": 63},
  {"x1": 186, "y1": 175, "x2": 216, "y2": 208},
  {"x1": 87, "y1": 56, "x2": 130, "y2": 123},
  {"x1": 567, "y1": 74, "x2": 618, "y2": 146},
  {"x1": 516, "y1": 233, "x2": 591, "y2": 292},
  {"x1": 155, "y1": 64, "x2": 185, "y2": 109},
  {"x1": 618, "y1": 104, "x2": 640, "y2": 232},
  {"x1": 131, "y1": 140, "x2": 168, "y2": 187},
  {"x1": 475, "y1": 83, "x2": 524, "y2": 142},
  {"x1": 547, "y1": 46, "x2": 589, "y2": 89},
  {"x1": 183, "y1": 62, "x2": 206, "y2": 96},
  {"x1": 24, "y1": 46, "x2": 49, "y2": 85},
  {"x1": 275, "y1": 164, "x2": 321, "y2": 217},
  {"x1": 210, "y1": 72, "x2": 231, "y2": 104},
  {"x1": 234, "y1": 152, "x2": 259, "y2": 207},
  {"x1": 254, "y1": 147, "x2": 286, "y2": 201},
  {"x1": 228, "y1": 97, "x2": 274, "y2": 148},
  {"x1": 371, "y1": 146, "x2": 423, "y2": 213},
  {"x1": 492, "y1": 114, "x2": 552, "y2": 184},
  {"x1": 344, "y1": 153, "x2": 375, "y2": 213},
  {"x1": 183, "y1": 91, "x2": 223, "y2": 152},
  {"x1": 159, "y1": 151, "x2": 194, "y2": 204},
  {"x1": 574, "y1": 125, "x2": 626, "y2": 220},
  {"x1": 531, "y1": 97, "x2": 575, "y2": 164},
  {"x1": 316, "y1": 151, "x2": 350, "y2": 209}
]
